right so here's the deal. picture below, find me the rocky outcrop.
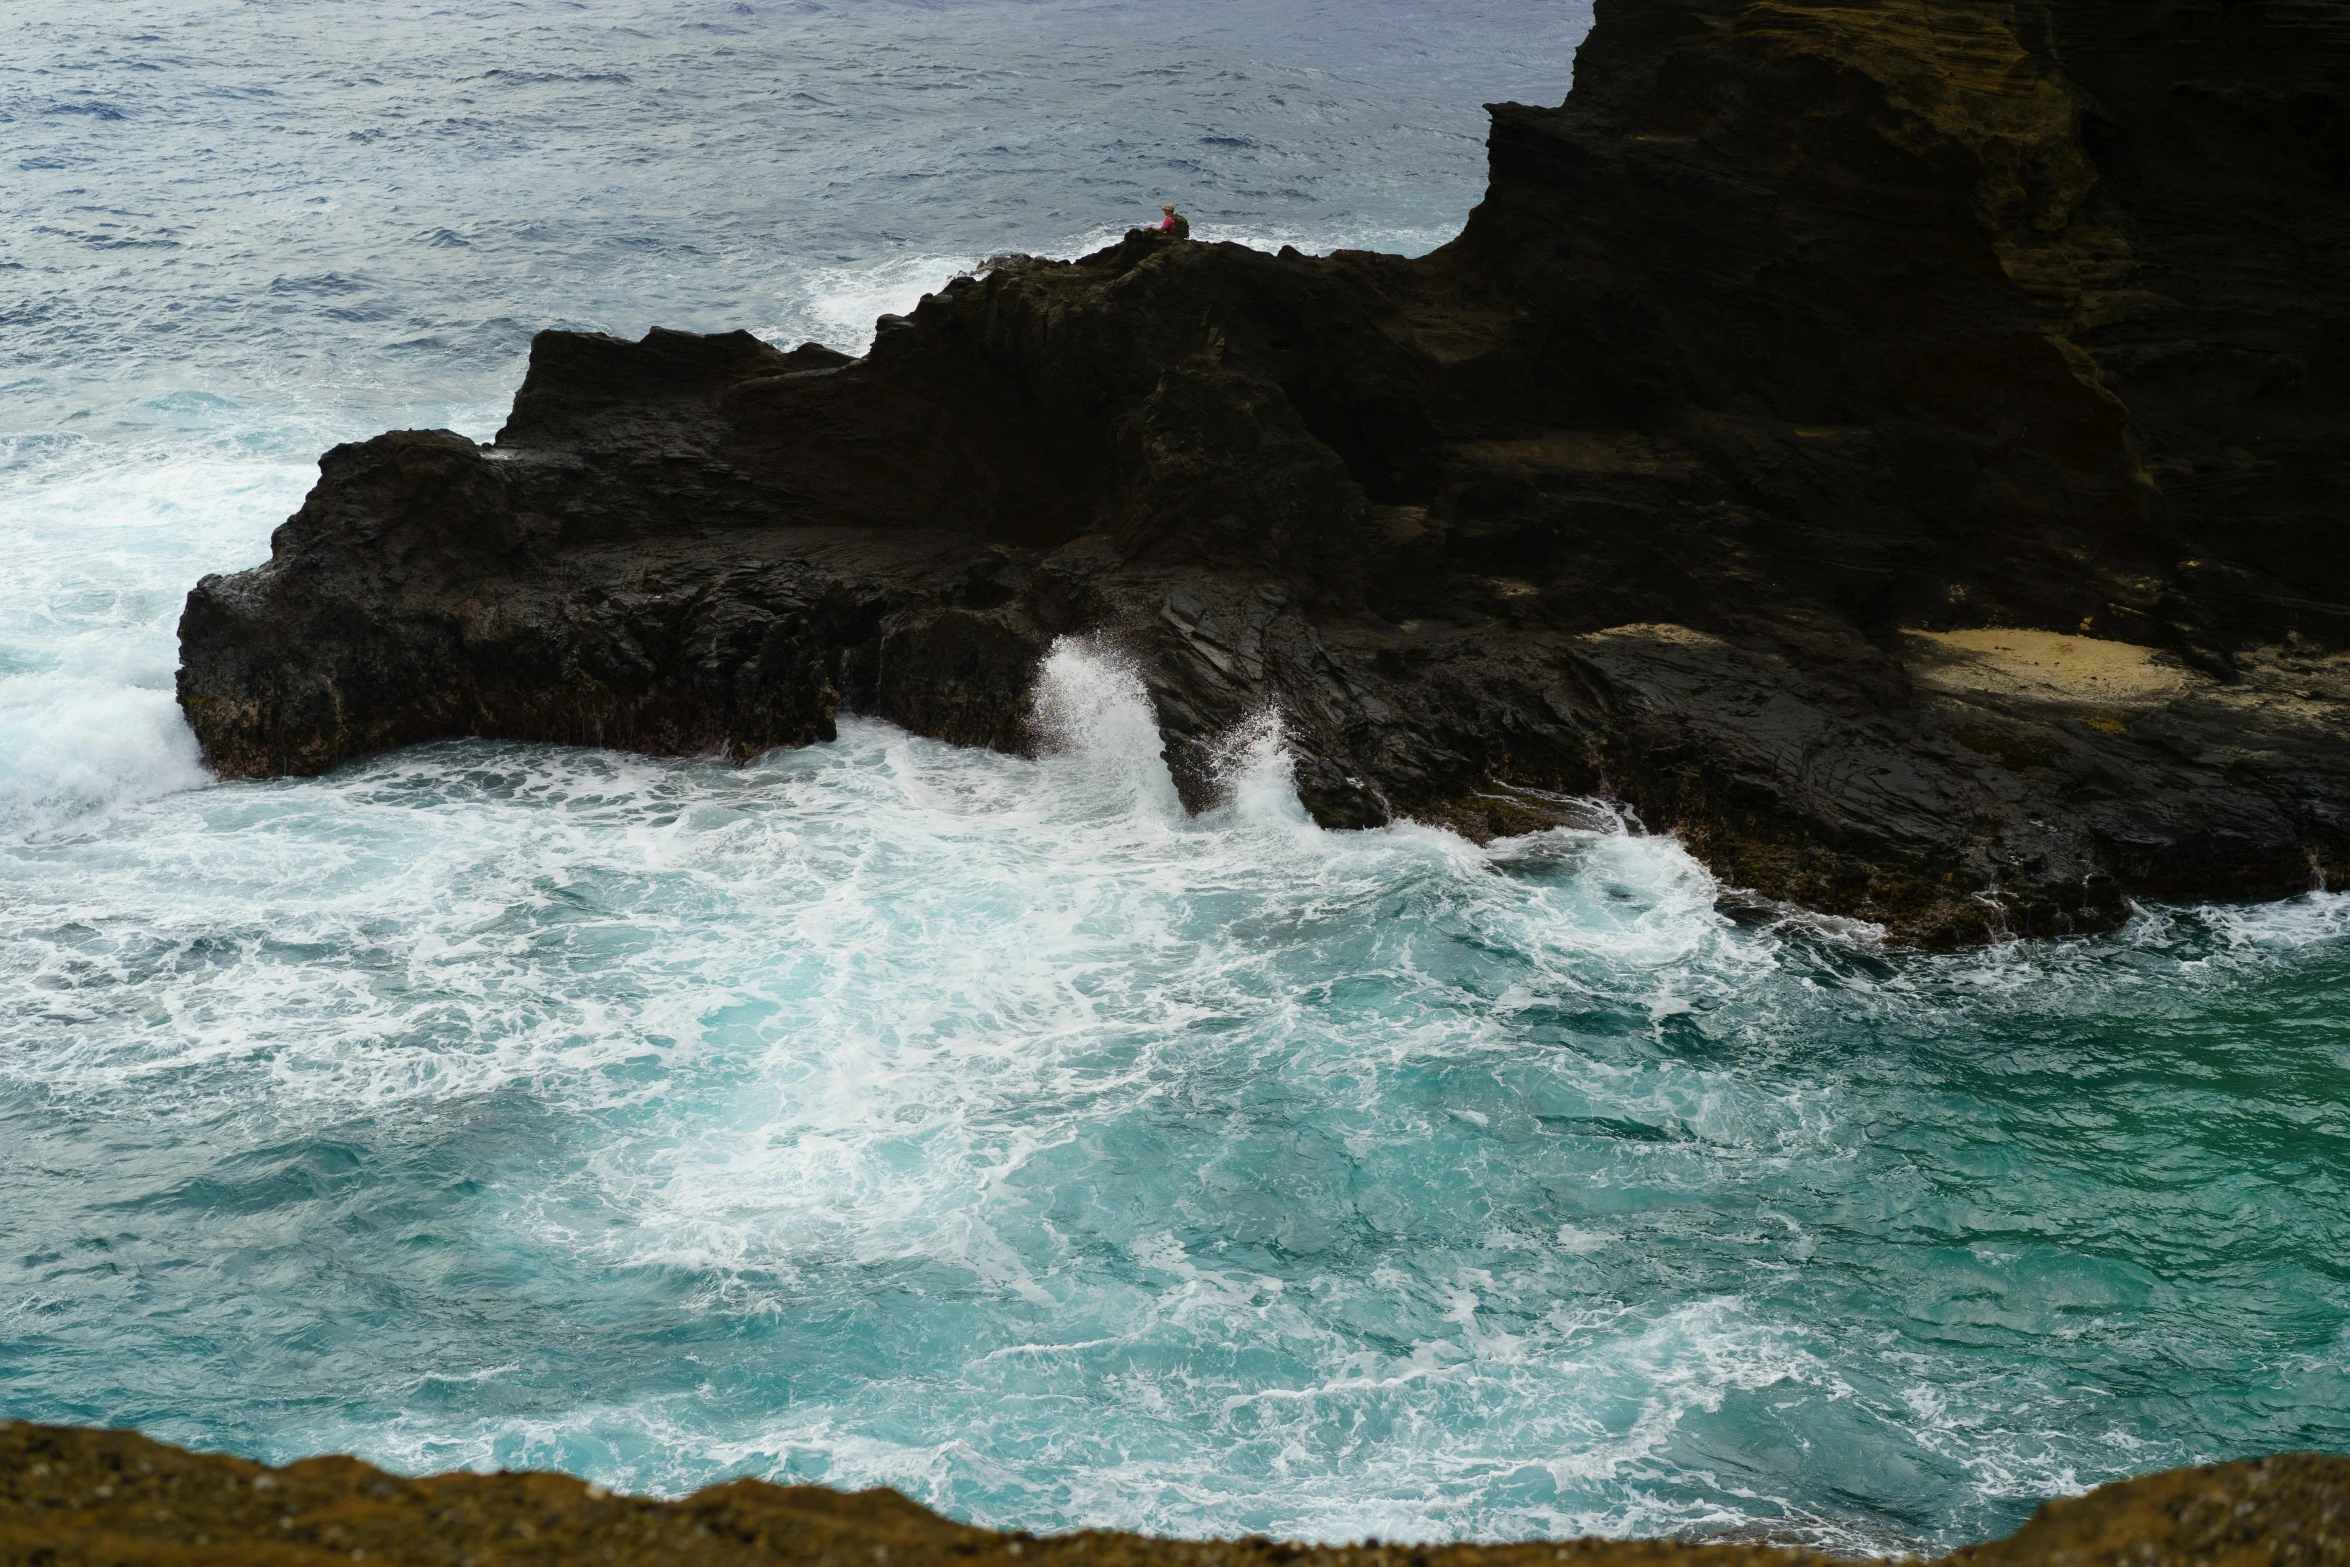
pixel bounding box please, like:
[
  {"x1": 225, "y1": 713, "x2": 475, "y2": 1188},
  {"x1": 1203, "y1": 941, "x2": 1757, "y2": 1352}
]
[
  {"x1": 178, "y1": 0, "x2": 2350, "y2": 946},
  {"x1": 5, "y1": 1423, "x2": 2349, "y2": 1567}
]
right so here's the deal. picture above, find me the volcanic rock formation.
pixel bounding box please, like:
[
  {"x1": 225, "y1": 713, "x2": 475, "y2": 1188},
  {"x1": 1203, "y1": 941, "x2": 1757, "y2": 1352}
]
[{"x1": 178, "y1": 0, "x2": 2350, "y2": 945}]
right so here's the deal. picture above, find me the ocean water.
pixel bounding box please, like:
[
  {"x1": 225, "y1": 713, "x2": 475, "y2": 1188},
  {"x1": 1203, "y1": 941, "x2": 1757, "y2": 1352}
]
[{"x1": 3, "y1": 0, "x2": 2347, "y2": 1555}]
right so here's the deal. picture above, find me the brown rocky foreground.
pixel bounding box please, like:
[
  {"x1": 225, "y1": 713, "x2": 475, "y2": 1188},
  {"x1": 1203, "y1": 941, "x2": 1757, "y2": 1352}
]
[{"x1": 3, "y1": 1425, "x2": 2347, "y2": 1567}]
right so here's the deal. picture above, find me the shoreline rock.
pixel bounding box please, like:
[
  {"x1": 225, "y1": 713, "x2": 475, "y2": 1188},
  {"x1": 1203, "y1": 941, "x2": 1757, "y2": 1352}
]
[
  {"x1": 5, "y1": 1423, "x2": 2348, "y2": 1567},
  {"x1": 177, "y1": 0, "x2": 2350, "y2": 947}
]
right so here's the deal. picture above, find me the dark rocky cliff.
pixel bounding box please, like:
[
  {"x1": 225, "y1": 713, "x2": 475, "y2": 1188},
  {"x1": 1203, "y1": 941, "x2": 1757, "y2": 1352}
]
[{"x1": 178, "y1": 0, "x2": 2350, "y2": 946}]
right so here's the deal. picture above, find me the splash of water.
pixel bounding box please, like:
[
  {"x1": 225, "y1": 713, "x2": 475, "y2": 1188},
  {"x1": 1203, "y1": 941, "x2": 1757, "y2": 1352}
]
[
  {"x1": 1205, "y1": 708, "x2": 1311, "y2": 830},
  {"x1": 1026, "y1": 637, "x2": 1189, "y2": 824},
  {"x1": 0, "y1": 442, "x2": 287, "y2": 837}
]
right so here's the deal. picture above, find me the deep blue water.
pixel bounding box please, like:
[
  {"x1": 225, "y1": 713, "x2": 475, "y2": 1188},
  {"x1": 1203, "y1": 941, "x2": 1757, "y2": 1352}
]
[{"x1": 3, "y1": 0, "x2": 2346, "y2": 1554}]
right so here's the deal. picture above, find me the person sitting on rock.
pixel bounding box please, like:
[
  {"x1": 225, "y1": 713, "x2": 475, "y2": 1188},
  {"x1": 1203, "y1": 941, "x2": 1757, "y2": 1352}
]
[{"x1": 1157, "y1": 204, "x2": 1191, "y2": 239}]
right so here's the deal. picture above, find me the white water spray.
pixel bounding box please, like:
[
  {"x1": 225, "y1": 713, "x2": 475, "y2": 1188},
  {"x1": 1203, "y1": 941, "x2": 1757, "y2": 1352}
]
[
  {"x1": 1025, "y1": 637, "x2": 1188, "y2": 823},
  {"x1": 1206, "y1": 708, "x2": 1313, "y2": 830},
  {"x1": 0, "y1": 444, "x2": 311, "y2": 840}
]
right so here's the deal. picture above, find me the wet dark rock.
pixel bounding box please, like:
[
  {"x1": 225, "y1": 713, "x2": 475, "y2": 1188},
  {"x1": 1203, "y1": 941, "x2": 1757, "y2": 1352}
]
[{"x1": 179, "y1": 0, "x2": 2350, "y2": 946}]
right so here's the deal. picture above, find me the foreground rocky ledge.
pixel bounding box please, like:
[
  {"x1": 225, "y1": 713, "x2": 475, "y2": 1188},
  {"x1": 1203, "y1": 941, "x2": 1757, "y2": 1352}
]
[
  {"x1": 5, "y1": 1425, "x2": 2347, "y2": 1567},
  {"x1": 177, "y1": 0, "x2": 2350, "y2": 946}
]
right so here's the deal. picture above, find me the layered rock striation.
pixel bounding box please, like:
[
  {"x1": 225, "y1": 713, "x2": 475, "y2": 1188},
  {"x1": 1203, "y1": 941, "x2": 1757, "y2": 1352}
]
[{"x1": 178, "y1": 0, "x2": 2350, "y2": 945}]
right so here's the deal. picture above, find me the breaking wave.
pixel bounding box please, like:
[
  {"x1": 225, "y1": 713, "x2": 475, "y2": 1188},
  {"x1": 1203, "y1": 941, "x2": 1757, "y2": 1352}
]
[{"x1": 7, "y1": 631, "x2": 2347, "y2": 1549}]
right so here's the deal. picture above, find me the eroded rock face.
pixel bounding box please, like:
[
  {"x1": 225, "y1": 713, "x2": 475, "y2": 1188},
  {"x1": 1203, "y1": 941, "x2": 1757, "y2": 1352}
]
[
  {"x1": 5, "y1": 1423, "x2": 2349, "y2": 1567},
  {"x1": 178, "y1": 0, "x2": 2350, "y2": 946}
]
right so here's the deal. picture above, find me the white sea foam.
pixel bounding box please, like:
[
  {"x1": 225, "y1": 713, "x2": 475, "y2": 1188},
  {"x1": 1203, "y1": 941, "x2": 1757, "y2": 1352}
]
[
  {"x1": 777, "y1": 253, "x2": 997, "y2": 355},
  {"x1": 0, "y1": 445, "x2": 294, "y2": 837},
  {"x1": 12, "y1": 609, "x2": 2334, "y2": 1549},
  {"x1": 0, "y1": 674, "x2": 209, "y2": 839}
]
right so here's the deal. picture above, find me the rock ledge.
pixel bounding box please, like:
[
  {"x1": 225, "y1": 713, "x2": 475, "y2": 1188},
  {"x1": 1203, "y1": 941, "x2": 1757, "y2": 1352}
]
[
  {"x1": 178, "y1": 0, "x2": 2350, "y2": 946},
  {"x1": 8, "y1": 1424, "x2": 2350, "y2": 1567}
]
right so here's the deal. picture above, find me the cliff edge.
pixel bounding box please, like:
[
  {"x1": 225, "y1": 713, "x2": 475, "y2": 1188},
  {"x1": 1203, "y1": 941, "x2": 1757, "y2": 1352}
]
[
  {"x1": 177, "y1": 0, "x2": 2350, "y2": 945},
  {"x1": 6, "y1": 1424, "x2": 2350, "y2": 1567}
]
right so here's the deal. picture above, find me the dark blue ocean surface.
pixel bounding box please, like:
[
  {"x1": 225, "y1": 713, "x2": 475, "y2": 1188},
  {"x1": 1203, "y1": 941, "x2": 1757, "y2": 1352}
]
[{"x1": 3, "y1": 0, "x2": 2347, "y2": 1554}]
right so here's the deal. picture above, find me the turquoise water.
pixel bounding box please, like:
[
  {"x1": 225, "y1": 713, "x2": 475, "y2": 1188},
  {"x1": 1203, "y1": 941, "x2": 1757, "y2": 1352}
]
[{"x1": 3, "y1": 0, "x2": 2347, "y2": 1554}]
